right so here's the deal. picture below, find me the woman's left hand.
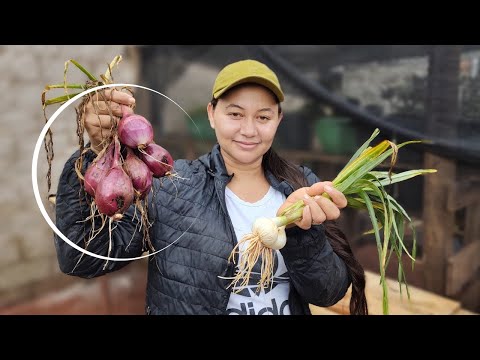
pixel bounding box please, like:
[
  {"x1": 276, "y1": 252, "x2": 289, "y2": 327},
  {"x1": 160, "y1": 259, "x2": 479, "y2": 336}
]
[{"x1": 277, "y1": 181, "x2": 348, "y2": 230}]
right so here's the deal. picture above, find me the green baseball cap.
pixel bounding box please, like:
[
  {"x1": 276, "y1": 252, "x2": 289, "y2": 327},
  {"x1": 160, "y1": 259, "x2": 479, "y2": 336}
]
[{"x1": 212, "y1": 59, "x2": 284, "y2": 102}]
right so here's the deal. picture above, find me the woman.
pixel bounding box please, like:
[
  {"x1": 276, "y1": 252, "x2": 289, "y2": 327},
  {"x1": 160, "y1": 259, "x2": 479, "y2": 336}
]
[{"x1": 54, "y1": 59, "x2": 368, "y2": 315}]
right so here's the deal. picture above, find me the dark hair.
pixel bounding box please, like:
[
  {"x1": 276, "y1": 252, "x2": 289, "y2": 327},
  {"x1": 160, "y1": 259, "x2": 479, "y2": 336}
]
[
  {"x1": 211, "y1": 86, "x2": 368, "y2": 315},
  {"x1": 262, "y1": 149, "x2": 368, "y2": 315}
]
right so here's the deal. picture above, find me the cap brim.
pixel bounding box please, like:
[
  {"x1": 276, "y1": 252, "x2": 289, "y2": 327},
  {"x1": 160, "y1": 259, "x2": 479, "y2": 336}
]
[{"x1": 213, "y1": 76, "x2": 284, "y2": 102}]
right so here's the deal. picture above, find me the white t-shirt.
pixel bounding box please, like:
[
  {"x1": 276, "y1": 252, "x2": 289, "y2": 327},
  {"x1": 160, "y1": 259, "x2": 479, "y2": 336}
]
[{"x1": 225, "y1": 185, "x2": 291, "y2": 315}]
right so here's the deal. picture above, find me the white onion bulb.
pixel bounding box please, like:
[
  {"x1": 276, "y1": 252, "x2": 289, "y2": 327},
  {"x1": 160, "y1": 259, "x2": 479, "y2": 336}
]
[
  {"x1": 253, "y1": 218, "x2": 278, "y2": 246},
  {"x1": 271, "y1": 226, "x2": 287, "y2": 250},
  {"x1": 253, "y1": 218, "x2": 287, "y2": 250}
]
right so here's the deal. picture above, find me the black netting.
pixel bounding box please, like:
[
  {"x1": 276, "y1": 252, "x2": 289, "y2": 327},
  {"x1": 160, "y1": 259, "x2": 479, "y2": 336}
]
[{"x1": 138, "y1": 45, "x2": 480, "y2": 165}]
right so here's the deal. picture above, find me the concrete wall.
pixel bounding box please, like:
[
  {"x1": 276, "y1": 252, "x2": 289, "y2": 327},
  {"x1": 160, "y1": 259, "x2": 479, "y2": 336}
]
[{"x1": 0, "y1": 45, "x2": 142, "y2": 310}]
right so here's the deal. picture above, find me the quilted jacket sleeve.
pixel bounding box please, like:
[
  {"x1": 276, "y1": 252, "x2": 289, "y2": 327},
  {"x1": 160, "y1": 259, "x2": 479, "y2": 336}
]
[
  {"x1": 54, "y1": 150, "x2": 145, "y2": 279},
  {"x1": 279, "y1": 166, "x2": 351, "y2": 307}
]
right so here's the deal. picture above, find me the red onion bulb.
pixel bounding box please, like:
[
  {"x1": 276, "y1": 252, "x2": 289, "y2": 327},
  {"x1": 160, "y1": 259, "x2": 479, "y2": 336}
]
[
  {"x1": 139, "y1": 143, "x2": 174, "y2": 178},
  {"x1": 123, "y1": 147, "x2": 153, "y2": 199},
  {"x1": 118, "y1": 113, "x2": 154, "y2": 150},
  {"x1": 95, "y1": 137, "x2": 134, "y2": 217},
  {"x1": 83, "y1": 142, "x2": 115, "y2": 196}
]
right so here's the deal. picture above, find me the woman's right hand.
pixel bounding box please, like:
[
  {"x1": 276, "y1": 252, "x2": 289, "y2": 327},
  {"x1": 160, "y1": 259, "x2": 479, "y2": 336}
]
[{"x1": 84, "y1": 89, "x2": 136, "y2": 153}]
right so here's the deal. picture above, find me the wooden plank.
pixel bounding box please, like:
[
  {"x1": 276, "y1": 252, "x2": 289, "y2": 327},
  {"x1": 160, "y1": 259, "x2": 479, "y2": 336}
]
[
  {"x1": 465, "y1": 203, "x2": 480, "y2": 245},
  {"x1": 447, "y1": 180, "x2": 480, "y2": 211},
  {"x1": 278, "y1": 149, "x2": 349, "y2": 166},
  {"x1": 447, "y1": 241, "x2": 480, "y2": 296},
  {"x1": 423, "y1": 153, "x2": 456, "y2": 295},
  {"x1": 277, "y1": 149, "x2": 417, "y2": 170},
  {"x1": 452, "y1": 308, "x2": 478, "y2": 315},
  {"x1": 327, "y1": 270, "x2": 461, "y2": 315},
  {"x1": 422, "y1": 46, "x2": 460, "y2": 296},
  {"x1": 456, "y1": 278, "x2": 480, "y2": 313}
]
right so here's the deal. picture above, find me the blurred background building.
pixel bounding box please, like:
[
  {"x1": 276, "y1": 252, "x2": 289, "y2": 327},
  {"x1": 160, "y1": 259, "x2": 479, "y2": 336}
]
[{"x1": 0, "y1": 45, "x2": 478, "y2": 314}]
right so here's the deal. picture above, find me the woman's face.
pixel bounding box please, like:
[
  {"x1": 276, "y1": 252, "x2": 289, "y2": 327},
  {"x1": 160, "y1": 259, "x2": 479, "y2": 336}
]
[{"x1": 207, "y1": 84, "x2": 283, "y2": 166}]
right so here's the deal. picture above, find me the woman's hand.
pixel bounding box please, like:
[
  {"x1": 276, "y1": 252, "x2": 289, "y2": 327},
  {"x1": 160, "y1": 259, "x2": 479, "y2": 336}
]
[
  {"x1": 277, "y1": 181, "x2": 348, "y2": 230},
  {"x1": 83, "y1": 89, "x2": 136, "y2": 153}
]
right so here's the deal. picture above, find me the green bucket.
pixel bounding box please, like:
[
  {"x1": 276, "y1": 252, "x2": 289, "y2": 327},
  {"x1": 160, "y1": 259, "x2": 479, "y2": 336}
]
[
  {"x1": 315, "y1": 116, "x2": 357, "y2": 155},
  {"x1": 185, "y1": 110, "x2": 216, "y2": 141}
]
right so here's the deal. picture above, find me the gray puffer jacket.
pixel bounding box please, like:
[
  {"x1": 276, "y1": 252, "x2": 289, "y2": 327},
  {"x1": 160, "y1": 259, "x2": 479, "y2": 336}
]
[{"x1": 54, "y1": 144, "x2": 350, "y2": 315}]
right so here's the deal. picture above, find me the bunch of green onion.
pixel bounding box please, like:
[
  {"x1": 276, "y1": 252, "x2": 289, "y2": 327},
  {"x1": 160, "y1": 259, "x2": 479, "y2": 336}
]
[{"x1": 228, "y1": 128, "x2": 437, "y2": 315}]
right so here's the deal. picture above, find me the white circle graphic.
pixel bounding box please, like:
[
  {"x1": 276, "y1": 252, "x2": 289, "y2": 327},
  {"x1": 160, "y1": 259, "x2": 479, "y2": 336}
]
[{"x1": 33, "y1": 83, "x2": 196, "y2": 262}]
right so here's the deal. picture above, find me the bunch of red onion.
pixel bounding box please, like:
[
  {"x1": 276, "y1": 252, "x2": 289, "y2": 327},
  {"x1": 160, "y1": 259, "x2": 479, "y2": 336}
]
[{"x1": 83, "y1": 113, "x2": 173, "y2": 220}]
